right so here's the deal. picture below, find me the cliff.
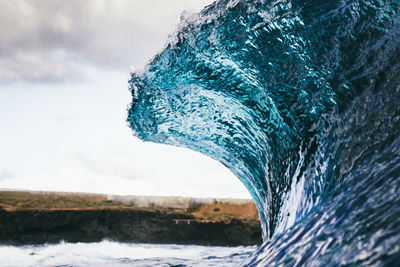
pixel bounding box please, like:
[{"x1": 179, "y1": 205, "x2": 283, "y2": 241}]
[{"x1": 0, "y1": 191, "x2": 261, "y2": 246}]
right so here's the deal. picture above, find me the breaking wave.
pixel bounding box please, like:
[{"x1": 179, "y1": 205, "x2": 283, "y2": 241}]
[{"x1": 128, "y1": 0, "x2": 400, "y2": 265}]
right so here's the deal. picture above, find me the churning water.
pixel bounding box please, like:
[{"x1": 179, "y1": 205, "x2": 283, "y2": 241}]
[{"x1": 0, "y1": 241, "x2": 255, "y2": 267}]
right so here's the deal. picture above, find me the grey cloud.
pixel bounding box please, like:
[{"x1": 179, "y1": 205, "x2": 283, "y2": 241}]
[{"x1": 0, "y1": 0, "x2": 209, "y2": 83}]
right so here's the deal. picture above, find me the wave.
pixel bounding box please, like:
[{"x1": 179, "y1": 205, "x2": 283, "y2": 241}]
[{"x1": 127, "y1": 0, "x2": 400, "y2": 265}]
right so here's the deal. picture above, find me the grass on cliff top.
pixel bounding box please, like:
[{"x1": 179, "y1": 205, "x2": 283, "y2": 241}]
[
  {"x1": 0, "y1": 191, "x2": 259, "y2": 222},
  {"x1": 0, "y1": 191, "x2": 117, "y2": 210}
]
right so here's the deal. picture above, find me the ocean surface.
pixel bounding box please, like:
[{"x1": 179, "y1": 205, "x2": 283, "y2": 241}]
[
  {"x1": 128, "y1": 0, "x2": 400, "y2": 265},
  {"x1": 0, "y1": 241, "x2": 255, "y2": 267}
]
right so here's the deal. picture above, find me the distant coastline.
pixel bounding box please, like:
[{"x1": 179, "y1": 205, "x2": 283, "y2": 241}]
[{"x1": 0, "y1": 190, "x2": 261, "y2": 246}]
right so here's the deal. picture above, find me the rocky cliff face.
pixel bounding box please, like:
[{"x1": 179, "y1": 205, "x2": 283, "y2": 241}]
[{"x1": 0, "y1": 209, "x2": 261, "y2": 246}]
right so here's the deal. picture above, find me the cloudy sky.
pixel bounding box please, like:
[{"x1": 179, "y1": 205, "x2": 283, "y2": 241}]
[{"x1": 0, "y1": 0, "x2": 250, "y2": 198}]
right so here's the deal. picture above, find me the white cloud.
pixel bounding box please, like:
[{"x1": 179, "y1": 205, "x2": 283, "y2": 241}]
[
  {"x1": 0, "y1": 156, "x2": 250, "y2": 198},
  {"x1": 0, "y1": 0, "x2": 252, "y2": 199},
  {"x1": 0, "y1": 67, "x2": 250, "y2": 198},
  {"x1": 75, "y1": 150, "x2": 153, "y2": 180},
  {"x1": 0, "y1": 170, "x2": 14, "y2": 181}
]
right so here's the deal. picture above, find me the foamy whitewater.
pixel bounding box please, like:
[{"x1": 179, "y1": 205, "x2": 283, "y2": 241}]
[
  {"x1": 127, "y1": 0, "x2": 400, "y2": 265},
  {"x1": 0, "y1": 241, "x2": 254, "y2": 267}
]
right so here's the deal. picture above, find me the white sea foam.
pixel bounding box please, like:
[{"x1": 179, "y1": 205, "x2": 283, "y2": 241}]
[{"x1": 0, "y1": 241, "x2": 255, "y2": 267}]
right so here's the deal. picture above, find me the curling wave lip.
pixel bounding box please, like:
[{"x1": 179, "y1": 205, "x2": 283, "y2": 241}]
[{"x1": 128, "y1": 0, "x2": 400, "y2": 265}]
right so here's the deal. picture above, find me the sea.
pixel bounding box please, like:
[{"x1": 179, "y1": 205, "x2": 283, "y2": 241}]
[
  {"x1": 127, "y1": 0, "x2": 400, "y2": 265},
  {"x1": 0, "y1": 241, "x2": 255, "y2": 267}
]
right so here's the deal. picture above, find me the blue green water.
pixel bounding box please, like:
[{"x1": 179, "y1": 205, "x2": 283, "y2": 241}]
[{"x1": 128, "y1": 0, "x2": 400, "y2": 265}]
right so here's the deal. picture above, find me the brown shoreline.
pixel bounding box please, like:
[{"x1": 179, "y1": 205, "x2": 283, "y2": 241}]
[{"x1": 0, "y1": 191, "x2": 262, "y2": 246}]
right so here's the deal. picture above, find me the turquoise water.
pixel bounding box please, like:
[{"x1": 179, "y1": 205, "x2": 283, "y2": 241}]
[{"x1": 128, "y1": 0, "x2": 400, "y2": 265}]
